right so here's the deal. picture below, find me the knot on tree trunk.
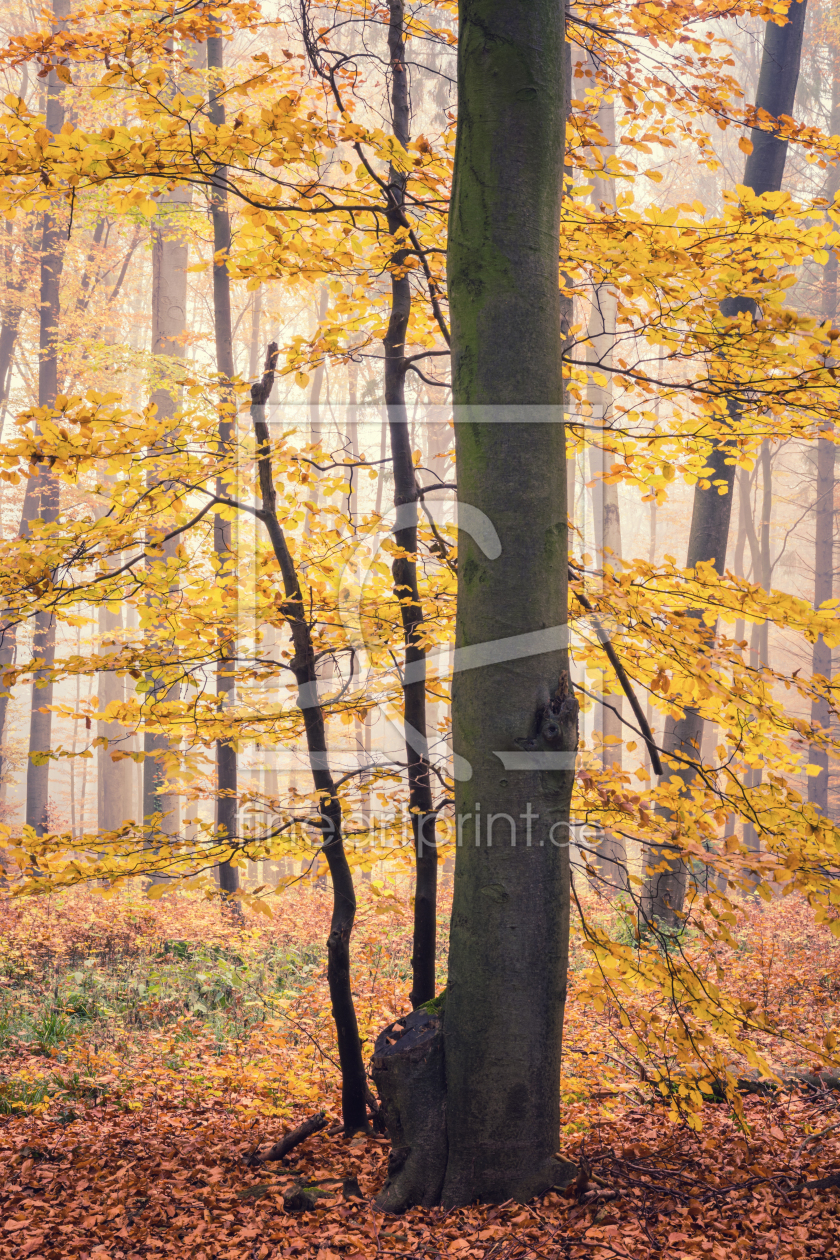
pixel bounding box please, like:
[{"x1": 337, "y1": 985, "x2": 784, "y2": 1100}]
[{"x1": 371, "y1": 1007, "x2": 447, "y2": 1212}]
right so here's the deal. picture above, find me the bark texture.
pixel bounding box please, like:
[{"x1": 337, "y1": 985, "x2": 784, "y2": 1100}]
[
  {"x1": 372, "y1": 1009, "x2": 447, "y2": 1211},
  {"x1": 642, "y1": 0, "x2": 807, "y2": 925},
  {"x1": 441, "y1": 0, "x2": 577, "y2": 1206}
]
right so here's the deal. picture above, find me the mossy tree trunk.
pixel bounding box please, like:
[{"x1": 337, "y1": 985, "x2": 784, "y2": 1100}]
[
  {"x1": 375, "y1": 0, "x2": 576, "y2": 1210},
  {"x1": 442, "y1": 0, "x2": 576, "y2": 1206}
]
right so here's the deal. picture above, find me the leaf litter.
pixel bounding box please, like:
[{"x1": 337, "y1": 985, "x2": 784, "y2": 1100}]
[{"x1": 1, "y1": 885, "x2": 840, "y2": 1259}]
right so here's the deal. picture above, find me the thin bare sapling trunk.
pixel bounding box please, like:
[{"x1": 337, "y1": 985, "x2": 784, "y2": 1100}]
[
  {"x1": 252, "y1": 345, "x2": 368, "y2": 1134},
  {"x1": 384, "y1": 0, "x2": 438, "y2": 1009}
]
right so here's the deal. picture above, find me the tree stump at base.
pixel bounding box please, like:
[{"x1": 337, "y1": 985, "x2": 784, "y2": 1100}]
[{"x1": 371, "y1": 1008, "x2": 447, "y2": 1212}]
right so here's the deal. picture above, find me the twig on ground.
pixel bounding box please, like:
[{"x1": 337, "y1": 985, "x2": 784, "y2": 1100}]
[
  {"x1": 794, "y1": 1119, "x2": 840, "y2": 1160},
  {"x1": 246, "y1": 1111, "x2": 328, "y2": 1165}
]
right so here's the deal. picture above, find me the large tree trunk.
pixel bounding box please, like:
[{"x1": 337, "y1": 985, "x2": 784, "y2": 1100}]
[
  {"x1": 380, "y1": 0, "x2": 576, "y2": 1209},
  {"x1": 384, "y1": 0, "x2": 438, "y2": 1010},
  {"x1": 26, "y1": 0, "x2": 70, "y2": 839},
  {"x1": 808, "y1": 75, "x2": 840, "y2": 815},
  {"x1": 642, "y1": 0, "x2": 807, "y2": 926},
  {"x1": 142, "y1": 189, "x2": 189, "y2": 851},
  {"x1": 207, "y1": 33, "x2": 240, "y2": 901}
]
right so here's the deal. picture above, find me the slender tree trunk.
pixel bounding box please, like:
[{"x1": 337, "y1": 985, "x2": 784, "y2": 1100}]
[
  {"x1": 79, "y1": 682, "x2": 90, "y2": 835},
  {"x1": 97, "y1": 602, "x2": 129, "y2": 833},
  {"x1": 642, "y1": 0, "x2": 807, "y2": 925},
  {"x1": 562, "y1": 31, "x2": 576, "y2": 521},
  {"x1": 26, "y1": 1, "x2": 70, "y2": 838},
  {"x1": 0, "y1": 483, "x2": 42, "y2": 794},
  {"x1": 70, "y1": 645, "x2": 79, "y2": 838},
  {"x1": 252, "y1": 346, "x2": 368, "y2": 1134},
  {"x1": 384, "y1": 0, "x2": 437, "y2": 1009},
  {"x1": 733, "y1": 465, "x2": 753, "y2": 647},
  {"x1": 435, "y1": 0, "x2": 575, "y2": 1207},
  {"x1": 143, "y1": 189, "x2": 189, "y2": 852},
  {"x1": 0, "y1": 218, "x2": 29, "y2": 406},
  {"x1": 585, "y1": 74, "x2": 627, "y2": 890},
  {"x1": 742, "y1": 440, "x2": 773, "y2": 868},
  {"x1": 809, "y1": 75, "x2": 840, "y2": 815},
  {"x1": 310, "y1": 286, "x2": 329, "y2": 446},
  {"x1": 348, "y1": 348, "x2": 374, "y2": 882},
  {"x1": 208, "y1": 33, "x2": 240, "y2": 901},
  {"x1": 248, "y1": 285, "x2": 262, "y2": 380}
]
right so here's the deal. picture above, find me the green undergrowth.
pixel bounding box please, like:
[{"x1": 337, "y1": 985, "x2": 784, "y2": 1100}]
[{"x1": 0, "y1": 935, "x2": 325, "y2": 1070}]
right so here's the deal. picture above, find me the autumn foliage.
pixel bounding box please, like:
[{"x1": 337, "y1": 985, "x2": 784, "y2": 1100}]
[{"x1": 0, "y1": 0, "x2": 840, "y2": 1245}]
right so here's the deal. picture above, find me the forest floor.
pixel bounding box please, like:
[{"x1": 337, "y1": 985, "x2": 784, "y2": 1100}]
[{"x1": 1, "y1": 881, "x2": 840, "y2": 1259}]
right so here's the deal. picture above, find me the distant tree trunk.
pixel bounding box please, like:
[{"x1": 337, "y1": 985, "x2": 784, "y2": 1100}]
[
  {"x1": 741, "y1": 439, "x2": 773, "y2": 868},
  {"x1": 252, "y1": 346, "x2": 368, "y2": 1134},
  {"x1": 142, "y1": 189, "x2": 189, "y2": 853},
  {"x1": 586, "y1": 72, "x2": 627, "y2": 891},
  {"x1": 384, "y1": 0, "x2": 438, "y2": 1010},
  {"x1": 732, "y1": 465, "x2": 754, "y2": 648},
  {"x1": 642, "y1": 0, "x2": 807, "y2": 926},
  {"x1": 78, "y1": 677, "x2": 91, "y2": 834},
  {"x1": 70, "y1": 643, "x2": 80, "y2": 837},
  {"x1": 248, "y1": 284, "x2": 262, "y2": 380},
  {"x1": 0, "y1": 218, "x2": 30, "y2": 407},
  {"x1": 208, "y1": 33, "x2": 240, "y2": 902},
  {"x1": 310, "y1": 285, "x2": 329, "y2": 445},
  {"x1": 97, "y1": 602, "x2": 130, "y2": 833},
  {"x1": 26, "y1": 0, "x2": 70, "y2": 838},
  {"x1": 562, "y1": 31, "x2": 576, "y2": 520},
  {"x1": 399, "y1": 0, "x2": 575, "y2": 1209},
  {"x1": 808, "y1": 74, "x2": 840, "y2": 815},
  {"x1": 0, "y1": 483, "x2": 42, "y2": 795}
]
